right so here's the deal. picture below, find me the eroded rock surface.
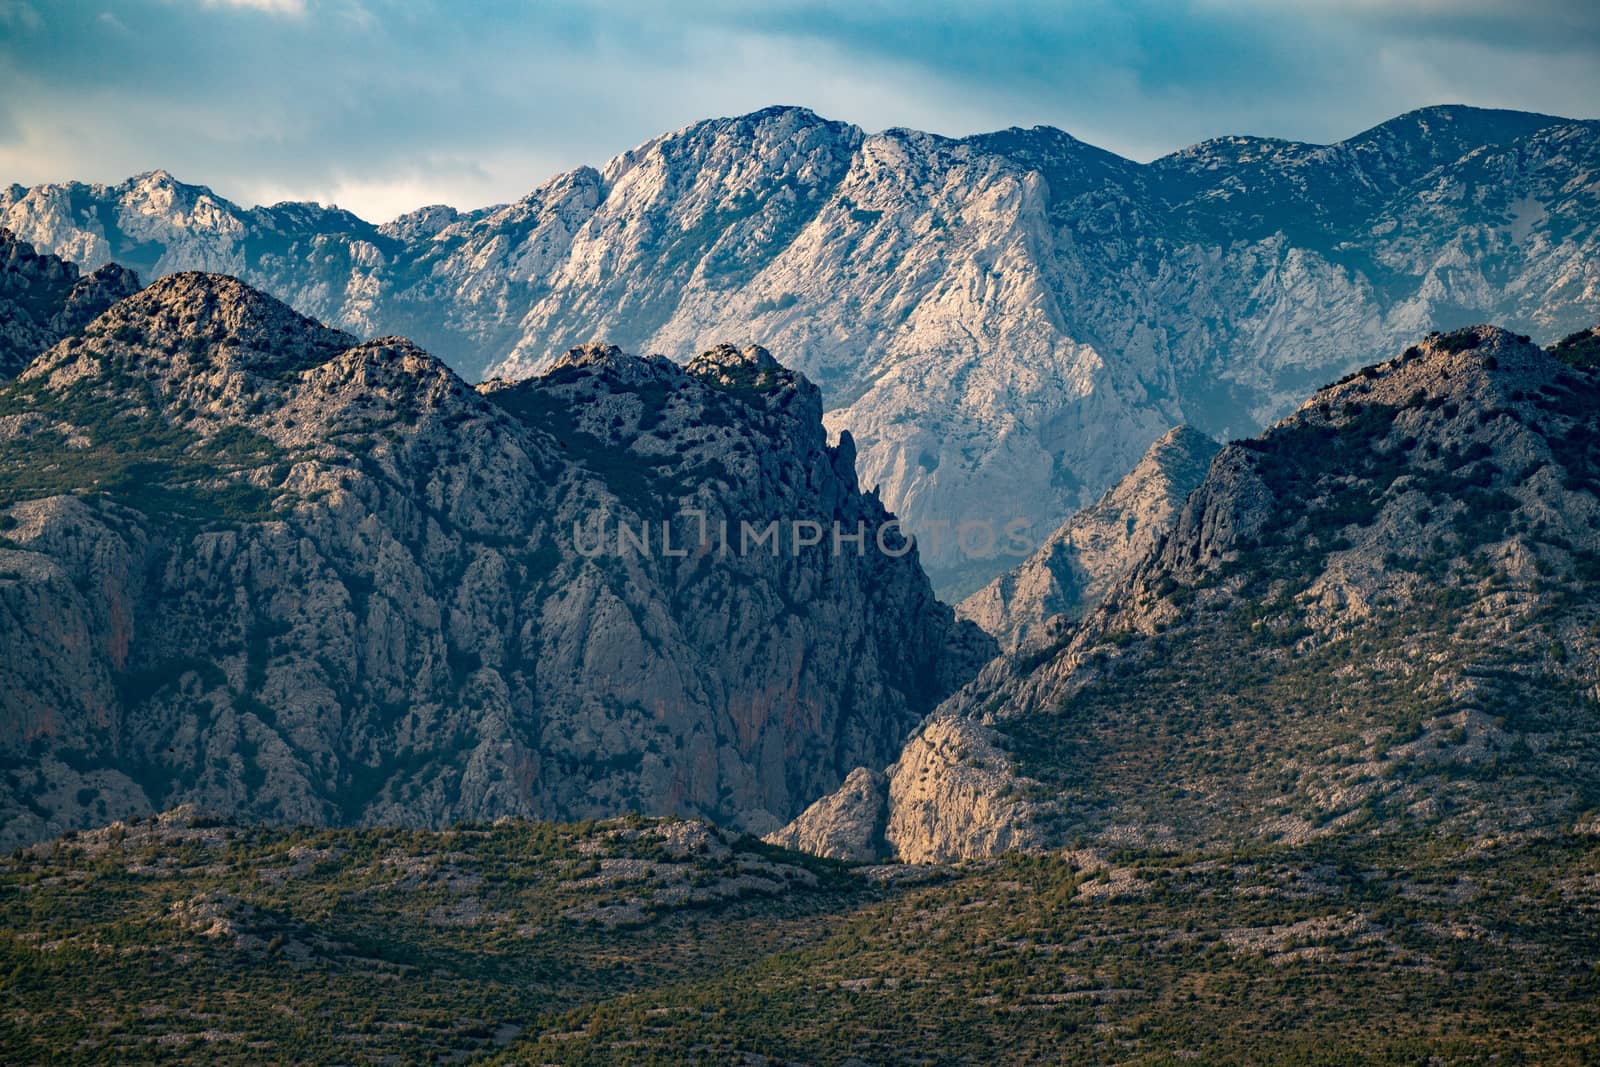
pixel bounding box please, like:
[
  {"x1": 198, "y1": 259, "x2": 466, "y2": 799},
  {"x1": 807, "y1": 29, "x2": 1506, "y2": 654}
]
[{"x1": 0, "y1": 273, "x2": 990, "y2": 847}]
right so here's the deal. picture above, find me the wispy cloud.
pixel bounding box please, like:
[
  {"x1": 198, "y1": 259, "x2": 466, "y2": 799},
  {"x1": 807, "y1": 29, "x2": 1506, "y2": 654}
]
[
  {"x1": 0, "y1": 1, "x2": 41, "y2": 30},
  {"x1": 195, "y1": 0, "x2": 307, "y2": 15}
]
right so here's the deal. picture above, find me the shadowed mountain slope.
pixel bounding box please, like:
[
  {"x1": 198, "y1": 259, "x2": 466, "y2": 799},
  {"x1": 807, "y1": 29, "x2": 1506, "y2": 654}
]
[
  {"x1": 0, "y1": 272, "x2": 989, "y2": 847},
  {"x1": 779, "y1": 325, "x2": 1600, "y2": 861}
]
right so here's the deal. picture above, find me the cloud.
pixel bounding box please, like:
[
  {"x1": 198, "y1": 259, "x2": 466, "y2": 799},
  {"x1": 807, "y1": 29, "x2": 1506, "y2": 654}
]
[
  {"x1": 0, "y1": 0, "x2": 1595, "y2": 220},
  {"x1": 0, "y1": 1, "x2": 41, "y2": 30},
  {"x1": 195, "y1": 0, "x2": 307, "y2": 15}
]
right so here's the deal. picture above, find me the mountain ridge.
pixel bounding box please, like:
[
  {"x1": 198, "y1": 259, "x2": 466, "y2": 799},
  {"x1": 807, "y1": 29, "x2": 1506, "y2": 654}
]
[
  {"x1": 956, "y1": 424, "x2": 1219, "y2": 649},
  {"x1": 0, "y1": 228, "x2": 140, "y2": 376},
  {"x1": 0, "y1": 270, "x2": 989, "y2": 848},
  {"x1": 6, "y1": 104, "x2": 1600, "y2": 595},
  {"x1": 778, "y1": 323, "x2": 1600, "y2": 862}
]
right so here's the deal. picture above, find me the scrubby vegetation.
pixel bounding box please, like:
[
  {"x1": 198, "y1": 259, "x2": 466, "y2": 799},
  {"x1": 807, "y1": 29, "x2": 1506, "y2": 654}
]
[
  {"x1": 1551, "y1": 327, "x2": 1600, "y2": 370},
  {"x1": 0, "y1": 355, "x2": 286, "y2": 526},
  {"x1": 2, "y1": 815, "x2": 1596, "y2": 1064},
  {"x1": 986, "y1": 330, "x2": 1600, "y2": 851}
]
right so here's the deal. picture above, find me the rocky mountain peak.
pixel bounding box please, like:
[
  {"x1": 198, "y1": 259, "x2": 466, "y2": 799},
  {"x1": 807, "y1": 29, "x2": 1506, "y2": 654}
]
[
  {"x1": 1129, "y1": 325, "x2": 1558, "y2": 603},
  {"x1": 685, "y1": 342, "x2": 823, "y2": 434},
  {"x1": 378, "y1": 203, "x2": 462, "y2": 242},
  {"x1": 1142, "y1": 424, "x2": 1219, "y2": 474},
  {"x1": 787, "y1": 323, "x2": 1600, "y2": 863},
  {"x1": 1274, "y1": 325, "x2": 1555, "y2": 448},
  {"x1": 67, "y1": 261, "x2": 142, "y2": 313},
  {"x1": 120, "y1": 170, "x2": 228, "y2": 220},
  {"x1": 99, "y1": 268, "x2": 276, "y2": 321},
  {"x1": 681, "y1": 105, "x2": 852, "y2": 147},
  {"x1": 16, "y1": 272, "x2": 358, "y2": 445},
  {"x1": 497, "y1": 338, "x2": 840, "y2": 501},
  {"x1": 116, "y1": 169, "x2": 187, "y2": 203},
  {"x1": 548, "y1": 341, "x2": 628, "y2": 370},
  {"x1": 747, "y1": 104, "x2": 826, "y2": 123},
  {"x1": 685, "y1": 342, "x2": 787, "y2": 387},
  {"x1": 87, "y1": 271, "x2": 350, "y2": 367},
  {"x1": 1, "y1": 225, "x2": 74, "y2": 286},
  {"x1": 274, "y1": 335, "x2": 487, "y2": 455},
  {"x1": 0, "y1": 228, "x2": 142, "y2": 376},
  {"x1": 310, "y1": 335, "x2": 464, "y2": 397},
  {"x1": 1354, "y1": 103, "x2": 1570, "y2": 155},
  {"x1": 531, "y1": 342, "x2": 685, "y2": 395},
  {"x1": 601, "y1": 105, "x2": 863, "y2": 194},
  {"x1": 975, "y1": 326, "x2": 1600, "y2": 849},
  {"x1": 957, "y1": 423, "x2": 1218, "y2": 650},
  {"x1": 0, "y1": 274, "x2": 990, "y2": 846}
]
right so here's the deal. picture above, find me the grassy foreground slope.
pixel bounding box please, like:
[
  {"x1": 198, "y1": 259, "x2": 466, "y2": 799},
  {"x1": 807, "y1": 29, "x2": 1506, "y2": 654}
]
[{"x1": 3, "y1": 811, "x2": 1597, "y2": 1065}]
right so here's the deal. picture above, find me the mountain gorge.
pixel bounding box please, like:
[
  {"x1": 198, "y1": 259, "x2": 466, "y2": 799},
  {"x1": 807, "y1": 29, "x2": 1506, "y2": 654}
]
[
  {"x1": 956, "y1": 424, "x2": 1219, "y2": 650},
  {"x1": 0, "y1": 269, "x2": 987, "y2": 848},
  {"x1": 6, "y1": 96, "x2": 1600, "y2": 1064},
  {"x1": 781, "y1": 325, "x2": 1600, "y2": 862},
  {"x1": 8, "y1": 105, "x2": 1600, "y2": 593}
]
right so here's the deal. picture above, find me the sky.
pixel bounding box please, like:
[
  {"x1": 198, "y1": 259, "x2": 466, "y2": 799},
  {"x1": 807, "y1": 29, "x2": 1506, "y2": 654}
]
[{"x1": 1, "y1": 0, "x2": 1598, "y2": 222}]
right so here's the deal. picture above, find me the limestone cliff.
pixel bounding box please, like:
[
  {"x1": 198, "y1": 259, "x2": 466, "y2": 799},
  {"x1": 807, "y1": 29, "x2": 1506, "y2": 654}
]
[
  {"x1": 10, "y1": 106, "x2": 1600, "y2": 593},
  {"x1": 783, "y1": 326, "x2": 1600, "y2": 861},
  {"x1": 0, "y1": 273, "x2": 990, "y2": 847}
]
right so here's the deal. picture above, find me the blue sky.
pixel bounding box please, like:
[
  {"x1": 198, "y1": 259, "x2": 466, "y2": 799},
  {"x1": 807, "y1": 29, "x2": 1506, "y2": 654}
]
[{"x1": 2, "y1": 0, "x2": 1597, "y2": 220}]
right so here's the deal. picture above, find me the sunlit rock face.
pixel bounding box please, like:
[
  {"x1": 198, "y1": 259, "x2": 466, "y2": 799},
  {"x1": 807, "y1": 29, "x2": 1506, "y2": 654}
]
[{"x1": 8, "y1": 105, "x2": 1600, "y2": 593}]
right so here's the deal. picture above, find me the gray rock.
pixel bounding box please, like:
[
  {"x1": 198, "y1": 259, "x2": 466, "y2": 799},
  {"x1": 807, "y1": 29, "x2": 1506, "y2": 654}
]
[
  {"x1": 957, "y1": 425, "x2": 1218, "y2": 650},
  {"x1": 783, "y1": 325, "x2": 1600, "y2": 862},
  {"x1": 9, "y1": 106, "x2": 1600, "y2": 594},
  {"x1": 764, "y1": 766, "x2": 888, "y2": 862},
  {"x1": 0, "y1": 272, "x2": 992, "y2": 848},
  {"x1": 0, "y1": 228, "x2": 140, "y2": 376}
]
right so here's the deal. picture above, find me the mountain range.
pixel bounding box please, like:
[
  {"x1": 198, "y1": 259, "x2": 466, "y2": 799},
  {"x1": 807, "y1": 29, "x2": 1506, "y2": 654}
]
[
  {"x1": 7, "y1": 104, "x2": 1600, "y2": 594},
  {"x1": 779, "y1": 324, "x2": 1600, "y2": 862},
  {"x1": 10, "y1": 218, "x2": 1598, "y2": 875},
  {"x1": 0, "y1": 234, "x2": 987, "y2": 848},
  {"x1": 7, "y1": 101, "x2": 1600, "y2": 1064}
]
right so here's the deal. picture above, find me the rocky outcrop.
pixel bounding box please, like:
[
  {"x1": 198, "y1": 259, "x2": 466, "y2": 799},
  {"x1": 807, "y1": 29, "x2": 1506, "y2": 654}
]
[
  {"x1": 769, "y1": 712, "x2": 1056, "y2": 864},
  {"x1": 0, "y1": 228, "x2": 140, "y2": 375},
  {"x1": 957, "y1": 425, "x2": 1218, "y2": 649},
  {"x1": 0, "y1": 273, "x2": 990, "y2": 848},
  {"x1": 878, "y1": 713, "x2": 1054, "y2": 864},
  {"x1": 9, "y1": 106, "x2": 1600, "y2": 594},
  {"x1": 764, "y1": 767, "x2": 889, "y2": 862},
  {"x1": 785, "y1": 325, "x2": 1600, "y2": 862}
]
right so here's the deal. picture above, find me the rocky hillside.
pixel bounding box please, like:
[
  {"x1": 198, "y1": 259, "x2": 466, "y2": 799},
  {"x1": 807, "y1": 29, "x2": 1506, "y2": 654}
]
[
  {"x1": 0, "y1": 229, "x2": 139, "y2": 376},
  {"x1": 780, "y1": 325, "x2": 1600, "y2": 861},
  {"x1": 0, "y1": 273, "x2": 988, "y2": 848},
  {"x1": 957, "y1": 425, "x2": 1217, "y2": 650},
  {"x1": 6, "y1": 808, "x2": 1598, "y2": 1064},
  {"x1": 9, "y1": 105, "x2": 1600, "y2": 593}
]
